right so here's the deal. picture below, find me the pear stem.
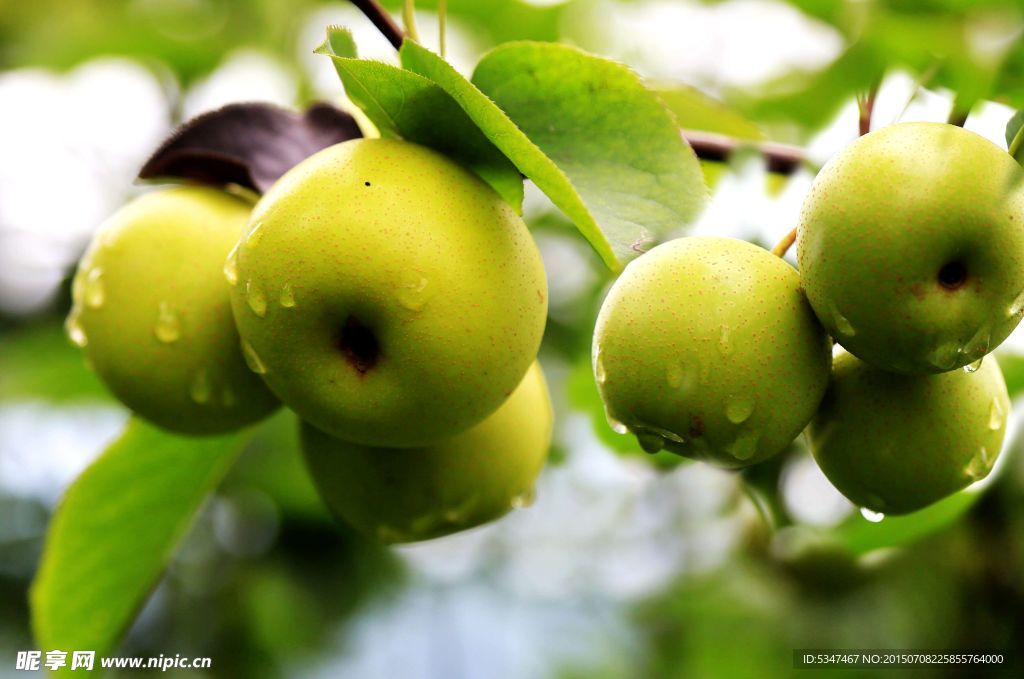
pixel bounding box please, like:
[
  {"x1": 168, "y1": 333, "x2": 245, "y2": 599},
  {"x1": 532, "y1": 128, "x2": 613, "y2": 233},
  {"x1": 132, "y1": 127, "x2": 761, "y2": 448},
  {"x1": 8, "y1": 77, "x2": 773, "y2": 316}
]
[
  {"x1": 857, "y1": 80, "x2": 880, "y2": 136},
  {"x1": 948, "y1": 107, "x2": 969, "y2": 128},
  {"x1": 345, "y1": 0, "x2": 809, "y2": 176},
  {"x1": 771, "y1": 228, "x2": 797, "y2": 258},
  {"x1": 438, "y1": 0, "x2": 448, "y2": 58}
]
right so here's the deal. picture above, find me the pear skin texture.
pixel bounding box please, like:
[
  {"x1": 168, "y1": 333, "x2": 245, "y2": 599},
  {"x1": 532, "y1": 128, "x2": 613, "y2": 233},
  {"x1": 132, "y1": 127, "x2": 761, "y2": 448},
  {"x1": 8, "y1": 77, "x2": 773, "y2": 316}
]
[
  {"x1": 229, "y1": 138, "x2": 547, "y2": 448},
  {"x1": 300, "y1": 362, "x2": 553, "y2": 544},
  {"x1": 67, "y1": 186, "x2": 280, "y2": 435},
  {"x1": 797, "y1": 122, "x2": 1024, "y2": 374},
  {"x1": 593, "y1": 236, "x2": 832, "y2": 468},
  {"x1": 808, "y1": 351, "x2": 1009, "y2": 515}
]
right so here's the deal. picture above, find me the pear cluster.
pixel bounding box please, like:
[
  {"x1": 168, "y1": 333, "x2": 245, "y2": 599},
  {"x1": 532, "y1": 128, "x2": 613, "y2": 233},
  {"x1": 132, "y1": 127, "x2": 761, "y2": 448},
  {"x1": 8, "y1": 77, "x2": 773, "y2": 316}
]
[
  {"x1": 68, "y1": 138, "x2": 552, "y2": 543},
  {"x1": 594, "y1": 123, "x2": 1017, "y2": 515}
]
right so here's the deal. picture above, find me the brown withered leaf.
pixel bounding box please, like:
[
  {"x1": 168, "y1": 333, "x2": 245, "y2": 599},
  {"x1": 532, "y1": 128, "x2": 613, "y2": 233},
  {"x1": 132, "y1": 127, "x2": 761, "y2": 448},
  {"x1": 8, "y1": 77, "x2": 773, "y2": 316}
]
[{"x1": 139, "y1": 102, "x2": 362, "y2": 193}]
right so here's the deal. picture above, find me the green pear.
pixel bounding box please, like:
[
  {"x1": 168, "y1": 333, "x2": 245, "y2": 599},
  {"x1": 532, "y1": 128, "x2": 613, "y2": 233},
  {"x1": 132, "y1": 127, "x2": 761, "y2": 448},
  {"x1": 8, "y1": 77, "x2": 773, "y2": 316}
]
[
  {"x1": 300, "y1": 362, "x2": 553, "y2": 544},
  {"x1": 67, "y1": 186, "x2": 280, "y2": 434},
  {"x1": 593, "y1": 236, "x2": 832, "y2": 468},
  {"x1": 798, "y1": 122, "x2": 1024, "y2": 374},
  {"x1": 229, "y1": 138, "x2": 547, "y2": 447},
  {"x1": 808, "y1": 350, "x2": 1009, "y2": 515}
]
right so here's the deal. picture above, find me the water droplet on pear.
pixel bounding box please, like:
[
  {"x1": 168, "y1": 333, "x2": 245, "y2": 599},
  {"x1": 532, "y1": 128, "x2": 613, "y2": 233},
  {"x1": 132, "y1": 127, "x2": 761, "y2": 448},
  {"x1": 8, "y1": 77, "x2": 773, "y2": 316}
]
[
  {"x1": 241, "y1": 339, "x2": 268, "y2": 375},
  {"x1": 223, "y1": 241, "x2": 240, "y2": 286},
  {"x1": 725, "y1": 395, "x2": 755, "y2": 424},
  {"x1": 279, "y1": 283, "x2": 296, "y2": 308},
  {"x1": 189, "y1": 368, "x2": 212, "y2": 404},
  {"x1": 154, "y1": 302, "x2": 180, "y2": 343},
  {"x1": 246, "y1": 278, "x2": 267, "y2": 318},
  {"x1": 84, "y1": 268, "x2": 105, "y2": 309}
]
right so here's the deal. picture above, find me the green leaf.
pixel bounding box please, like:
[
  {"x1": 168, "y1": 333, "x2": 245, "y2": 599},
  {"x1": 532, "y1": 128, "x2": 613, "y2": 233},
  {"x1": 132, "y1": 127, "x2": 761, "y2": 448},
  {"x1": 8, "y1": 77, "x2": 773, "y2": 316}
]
[
  {"x1": 315, "y1": 29, "x2": 523, "y2": 212},
  {"x1": 31, "y1": 420, "x2": 249, "y2": 669},
  {"x1": 1006, "y1": 110, "x2": 1024, "y2": 162},
  {"x1": 652, "y1": 84, "x2": 765, "y2": 141},
  {"x1": 400, "y1": 40, "x2": 707, "y2": 271},
  {"x1": 323, "y1": 24, "x2": 357, "y2": 59},
  {"x1": 0, "y1": 320, "x2": 107, "y2": 403}
]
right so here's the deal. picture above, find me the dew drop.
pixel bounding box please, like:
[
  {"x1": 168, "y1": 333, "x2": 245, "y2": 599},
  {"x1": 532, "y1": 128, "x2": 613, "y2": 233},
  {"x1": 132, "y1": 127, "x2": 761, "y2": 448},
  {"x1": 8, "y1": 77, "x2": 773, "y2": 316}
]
[
  {"x1": 245, "y1": 279, "x2": 267, "y2": 318},
  {"x1": 65, "y1": 307, "x2": 88, "y2": 348},
  {"x1": 964, "y1": 325, "x2": 991, "y2": 361},
  {"x1": 511, "y1": 487, "x2": 536, "y2": 510},
  {"x1": 965, "y1": 447, "x2": 993, "y2": 481},
  {"x1": 860, "y1": 507, "x2": 885, "y2": 523},
  {"x1": 727, "y1": 429, "x2": 760, "y2": 461},
  {"x1": 241, "y1": 339, "x2": 267, "y2": 375},
  {"x1": 725, "y1": 396, "x2": 755, "y2": 424},
  {"x1": 223, "y1": 241, "x2": 240, "y2": 286},
  {"x1": 927, "y1": 342, "x2": 963, "y2": 372},
  {"x1": 963, "y1": 357, "x2": 983, "y2": 374},
  {"x1": 154, "y1": 302, "x2": 180, "y2": 343},
  {"x1": 989, "y1": 399, "x2": 1005, "y2": 431},
  {"x1": 831, "y1": 304, "x2": 856, "y2": 337},
  {"x1": 189, "y1": 368, "x2": 212, "y2": 404},
  {"x1": 1008, "y1": 288, "x2": 1024, "y2": 319},
  {"x1": 594, "y1": 350, "x2": 607, "y2": 385},
  {"x1": 83, "y1": 268, "x2": 105, "y2": 309},
  {"x1": 607, "y1": 415, "x2": 629, "y2": 435},
  {"x1": 245, "y1": 220, "x2": 264, "y2": 248},
  {"x1": 635, "y1": 423, "x2": 685, "y2": 444},
  {"x1": 444, "y1": 495, "x2": 478, "y2": 524},
  {"x1": 279, "y1": 283, "x2": 296, "y2": 308},
  {"x1": 397, "y1": 276, "x2": 430, "y2": 311},
  {"x1": 636, "y1": 432, "x2": 665, "y2": 454}
]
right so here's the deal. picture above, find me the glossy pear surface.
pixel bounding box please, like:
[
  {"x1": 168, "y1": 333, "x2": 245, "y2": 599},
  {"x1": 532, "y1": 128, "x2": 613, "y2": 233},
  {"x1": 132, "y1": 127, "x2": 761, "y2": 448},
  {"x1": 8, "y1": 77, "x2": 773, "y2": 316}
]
[
  {"x1": 808, "y1": 351, "x2": 1009, "y2": 515},
  {"x1": 798, "y1": 122, "x2": 1024, "y2": 373},
  {"x1": 68, "y1": 186, "x2": 280, "y2": 434},
  {"x1": 231, "y1": 138, "x2": 547, "y2": 447},
  {"x1": 301, "y1": 362, "x2": 553, "y2": 544},
  {"x1": 593, "y1": 236, "x2": 832, "y2": 468}
]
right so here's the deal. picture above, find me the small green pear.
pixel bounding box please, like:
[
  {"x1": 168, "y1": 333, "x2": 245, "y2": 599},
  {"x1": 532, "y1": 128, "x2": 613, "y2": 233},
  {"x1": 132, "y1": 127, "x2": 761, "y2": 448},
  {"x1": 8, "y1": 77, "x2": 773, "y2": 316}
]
[
  {"x1": 798, "y1": 122, "x2": 1024, "y2": 374},
  {"x1": 67, "y1": 186, "x2": 280, "y2": 434},
  {"x1": 593, "y1": 236, "x2": 832, "y2": 468},
  {"x1": 808, "y1": 350, "x2": 1009, "y2": 515},
  {"x1": 230, "y1": 138, "x2": 547, "y2": 448},
  {"x1": 300, "y1": 362, "x2": 553, "y2": 544}
]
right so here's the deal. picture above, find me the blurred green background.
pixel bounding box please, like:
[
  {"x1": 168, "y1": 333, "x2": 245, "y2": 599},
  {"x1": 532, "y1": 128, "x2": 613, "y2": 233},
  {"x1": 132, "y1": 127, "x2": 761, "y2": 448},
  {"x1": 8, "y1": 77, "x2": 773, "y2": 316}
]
[{"x1": 3, "y1": 1, "x2": 1024, "y2": 677}]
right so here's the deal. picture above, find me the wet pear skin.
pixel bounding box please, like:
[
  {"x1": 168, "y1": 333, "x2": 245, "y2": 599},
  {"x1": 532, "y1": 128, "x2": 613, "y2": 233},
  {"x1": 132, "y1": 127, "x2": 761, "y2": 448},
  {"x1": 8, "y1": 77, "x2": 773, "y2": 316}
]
[
  {"x1": 300, "y1": 362, "x2": 553, "y2": 544},
  {"x1": 593, "y1": 236, "x2": 832, "y2": 468},
  {"x1": 808, "y1": 351, "x2": 1009, "y2": 515},
  {"x1": 230, "y1": 138, "x2": 548, "y2": 448},
  {"x1": 68, "y1": 186, "x2": 280, "y2": 435},
  {"x1": 798, "y1": 122, "x2": 1024, "y2": 374}
]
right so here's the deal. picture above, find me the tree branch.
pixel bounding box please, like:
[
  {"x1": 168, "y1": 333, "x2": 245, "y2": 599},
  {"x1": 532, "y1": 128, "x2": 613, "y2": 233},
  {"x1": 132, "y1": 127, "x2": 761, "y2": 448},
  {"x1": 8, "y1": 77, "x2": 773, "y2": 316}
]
[
  {"x1": 681, "y1": 130, "x2": 806, "y2": 175},
  {"x1": 349, "y1": 0, "x2": 404, "y2": 50}
]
